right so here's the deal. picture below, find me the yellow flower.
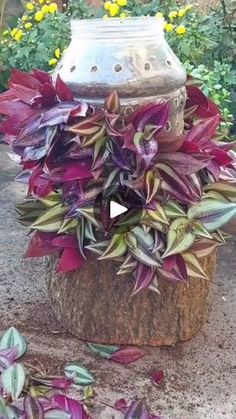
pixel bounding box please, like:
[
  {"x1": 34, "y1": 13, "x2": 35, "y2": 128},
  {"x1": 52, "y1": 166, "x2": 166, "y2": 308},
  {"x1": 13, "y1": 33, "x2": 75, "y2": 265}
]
[
  {"x1": 25, "y1": 22, "x2": 32, "y2": 30},
  {"x1": 109, "y1": 3, "x2": 119, "y2": 16},
  {"x1": 55, "y1": 48, "x2": 61, "y2": 59},
  {"x1": 14, "y1": 29, "x2": 23, "y2": 41},
  {"x1": 48, "y1": 2, "x2": 58, "y2": 13},
  {"x1": 168, "y1": 11, "x2": 178, "y2": 20},
  {"x1": 11, "y1": 28, "x2": 18, "y2": 37},
  {"x1": 26, "y1": 2, "x2": 34, "y2": 11},
  {"x1": 35, "y1": 11, "x2": 44, "y2": 22},
  {"x1": 103, "y1": 14, "x2": 109, "y2": 19},
  {"x1": 155, "y1": 12, "x2": 164, "y2": 19},
  {"x1": 176, "y1": 25, "x2": 186, "y2": 35},
  {"x1": 3, "y1": 30, "x2": 9, "y2": 36},
  {"x1": 104, "y1": 1, "x2": 112, "y2": 10},
  {"x1": 39, "y1": 0, "x2": 46, "y2": 3},
  {"x1": 178, "y1": 9, "x2": 186, "y2": 18},
  {"x1": 117, "y1": 0, "x2": 127, "y2": 6},
  {"x1": 49, "y1": 58, "x2": 58, "y2": 66},
  {"x1": 120, "y1": 12, "x2": 126, "y2": 18},
  {"x1": 21, "y1": 15, "x2": 28, "y2": 22},
  {"x1": 41, "y1": 5, "x2": 49, "y2": 13},
  {"x1": 164, "y1": 22, "x2": 174, "y2": 32},
  {"x1": 185, "y1": 4, "x2": 193, "y2": 11}
]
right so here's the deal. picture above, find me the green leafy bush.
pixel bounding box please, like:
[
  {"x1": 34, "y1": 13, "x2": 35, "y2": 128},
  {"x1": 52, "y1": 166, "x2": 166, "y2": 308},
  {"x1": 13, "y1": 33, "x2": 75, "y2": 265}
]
[
  {"x1": 0, "y1": 1, "x2": 70, "y2": 91},
  {"x1": 185, "y1": 61, "x2": 236, "y2": 134}
]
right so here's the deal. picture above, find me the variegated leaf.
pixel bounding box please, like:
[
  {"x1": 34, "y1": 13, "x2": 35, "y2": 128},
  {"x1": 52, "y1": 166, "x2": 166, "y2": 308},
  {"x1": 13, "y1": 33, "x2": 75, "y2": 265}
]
[
  {"x1": 124, "y1": 232, "x2": 138, "y2": 250},
  {"x1": 129, "y1": 243, "x2": 161, "y2": 268},
  {"x1": 87, "y1": 343, "x2": 119, "y2": 359},
  {"x1": 146, "y1": 205, "x2": 168, "y2": 225},
  {"x1": 64, "y1": 362, "x2": 95, "y2": 386},
  {"x1": 204, "y1": 182, "x2": 236, "y2": 203},
  {"x1": 163, "y1": 218, "x2": 196, "y2": 258},
  {"x1": 38, "y1": 192, "x2": 61, "y2": 208},
  {"x1": 30, "y1": 204, "x2": 68, "y2": 230},
  {"x1": 0, "y1": 327, "x2": 27, "y2": 358},
  {"x1": 117, "y1": 254, "x2": 137, "y2": 275},
  {"x1": 189, "y1": 239, "x2": 219, "y2": 258},
  {"x1": 145, "y1": 171, "x2": 160, "y2": 204},
  {"x1": 182, "y1": 252, "x2": 208, "y2": 279},
  {"x1": 164, "y1": 200, "x2": 186, "y2": 219},
  {"x1": 58, "y1": 218, "x2": 78, "y2": 234},
  {"x1": 1, "y1": 363, "x2": 26, "y2": 401},
  {"x1": 98, "y1": 234, "x2": 127, "y2": 260},
  {"x1": 188, "y1": 199, "x2": 236, "y2": 232}
]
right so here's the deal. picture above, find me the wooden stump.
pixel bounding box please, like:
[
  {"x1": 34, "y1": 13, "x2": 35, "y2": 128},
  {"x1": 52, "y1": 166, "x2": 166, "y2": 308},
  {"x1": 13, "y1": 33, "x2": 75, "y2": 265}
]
[{"x1": 46, "y1": 251, "x2": 216, "y2": 346}]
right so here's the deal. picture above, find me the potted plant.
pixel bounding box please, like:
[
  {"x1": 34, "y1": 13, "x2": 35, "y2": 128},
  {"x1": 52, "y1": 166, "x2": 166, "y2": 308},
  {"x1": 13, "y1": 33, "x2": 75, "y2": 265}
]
[{"x1": 0, "y1": 17, "x2": 236, "y2": 346}]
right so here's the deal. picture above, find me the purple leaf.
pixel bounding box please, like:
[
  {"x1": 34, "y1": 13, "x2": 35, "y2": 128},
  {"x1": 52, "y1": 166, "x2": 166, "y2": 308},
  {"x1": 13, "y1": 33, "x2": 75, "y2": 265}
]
[
  {"x1": 128, "y1": 102, "x2": 170, "y2": 132},
  {"x1": 156, "y1": 152, "x2": 211, "y2": 175},
  {"x1": 125, "y1": 399, "x2": 149, "y2": 419},
  {"x1": 25, "y1": 232, "x2": 58, "y2": 258},
  {"x1": 57, "y1": 247, "x2": 85, "y2": 273},
  {"x1": 9, "y1": 69, "x2": 42, "y2": 90},
  {"x1": 160, "y1": 255, "x2": 188, "y2": 282},
  {"x1": 40, "y1": 103, "x2": 82, "y2": 127},
  {"x1": 187, "y1": 115, "x2": 220, "y2": 146},
  {"x1": 0, "y1": 355, "x2": 11, "y2": 372},
  {"x1": 32, "y1": 376, "x2": 72, "y2": 389},
  {"x1": 132, "y1": 263, "x2": 155, "y2": 296},
  {"x1": 186, "y1": 85, "x2": 221, "y2": 119},
  {"x1": 0, "y1": 346, "x2": 19, "y2": 363},
  {"x1": 55, "y1": 75, "x2": 74, "y2": 102},
  {"x1": 156, "y1": 163, "x2": 201, "y2": 204},
  {"x1": 135, "y1": 136, "x2": 158, "y2": 167},
  {"x1": 151, "y1": 370, "x2": 164, "y2": 385},
  {"x1": 24, "y1": 395, "x2": 44, "y2": 419},
  {"x1": 0, "y1": 347, "x2": 18, "y2": 372},
  {"x1": 114, "y1": 398, "x2": 128, "y2": 412},
  {"x1": 32, "y1": 69, "x2": 52, "y2": 84},
  {"x1": 52, "y1": 394, "x2": 88, "y2": 419},
  {"x1": 48, "y1": 161, "x2": 92, "y2": 182},
  {"x1": 111, "y1": 347, "x2": 147, "y2": 364},
  {"x1": 51, "y1": 234, "x2": 78, "y2": 249}
]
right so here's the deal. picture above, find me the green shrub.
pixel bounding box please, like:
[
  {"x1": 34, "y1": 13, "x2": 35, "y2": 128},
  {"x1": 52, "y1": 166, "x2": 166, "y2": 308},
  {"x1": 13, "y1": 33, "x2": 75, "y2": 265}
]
[{"x1": 0, "y1": 1, "x2": 70, "y2": 91}]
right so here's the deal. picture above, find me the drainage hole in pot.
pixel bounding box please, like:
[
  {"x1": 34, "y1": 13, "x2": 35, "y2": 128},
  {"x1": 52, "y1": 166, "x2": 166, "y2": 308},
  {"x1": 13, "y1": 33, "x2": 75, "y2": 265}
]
[
  {"x1": 124, "y1": 106, "x2": 134, "y2": 115},
  {"x1": 180, "y1": 96, "x2": 185, "y2": 105},
  {"x1": 174, "y1": 98, "x2": 179, "y2": 107},
  {"x1": 166, "y1": 59, "x2": 172, "y2": 68},
  {"x1": 91, "y1": 65, "x2": 99, "y2": 73},
  {"x1": 114, "y1": 63, "x2": 123, "y2": 73},
  {"x1": 144, "y1": 62, "x2": 151, "y2": 71},
  {"x1": 165, "y1": 121, "x2": 171, "y2": 132},
  {"x1": 70, "y1": 65, "x2": 76, "y2": 73}
]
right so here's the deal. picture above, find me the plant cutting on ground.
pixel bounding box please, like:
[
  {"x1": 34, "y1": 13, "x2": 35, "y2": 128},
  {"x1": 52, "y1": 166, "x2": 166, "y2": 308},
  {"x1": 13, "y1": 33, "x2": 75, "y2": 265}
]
[
  {"x1": 0, "y1": 69, "x2": 236, "y2": 295},
  {"x1": 0, "y1": 326, "x2": 161, "y2": 418}
]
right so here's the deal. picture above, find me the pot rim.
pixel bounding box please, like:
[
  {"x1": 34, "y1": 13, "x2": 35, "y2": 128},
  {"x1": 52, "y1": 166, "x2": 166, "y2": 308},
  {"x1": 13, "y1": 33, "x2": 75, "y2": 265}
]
[{"x1": 70, "y1": 17, "x2": 164, "y2": 39}]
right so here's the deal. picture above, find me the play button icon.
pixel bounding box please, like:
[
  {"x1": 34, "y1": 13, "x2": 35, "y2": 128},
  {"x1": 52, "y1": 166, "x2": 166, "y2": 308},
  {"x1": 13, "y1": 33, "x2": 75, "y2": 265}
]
[
  {"x1": 93, "y1": 185, "x2": 144, "y2": 233},
  {"x1": 110, "y1": 201, "x2": 128, "y2": 219}
]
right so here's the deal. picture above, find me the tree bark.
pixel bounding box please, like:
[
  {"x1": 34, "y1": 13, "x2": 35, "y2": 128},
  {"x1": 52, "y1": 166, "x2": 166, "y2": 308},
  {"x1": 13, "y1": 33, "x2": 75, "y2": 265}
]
[{"x1": 46, "y1": 250, "x2": 216, "y2": 346}]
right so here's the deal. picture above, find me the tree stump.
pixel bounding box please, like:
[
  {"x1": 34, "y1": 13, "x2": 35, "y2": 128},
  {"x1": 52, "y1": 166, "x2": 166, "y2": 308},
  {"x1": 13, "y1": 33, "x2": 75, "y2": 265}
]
[{"x1": 46, "y1": 251, "x2": 216, "y2": 346}]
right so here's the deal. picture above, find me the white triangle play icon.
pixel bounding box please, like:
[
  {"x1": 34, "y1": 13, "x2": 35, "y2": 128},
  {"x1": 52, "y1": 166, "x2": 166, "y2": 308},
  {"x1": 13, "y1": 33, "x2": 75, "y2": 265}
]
[{"x1": 110, "y1": 201, "x2": 128, "y2": 219}]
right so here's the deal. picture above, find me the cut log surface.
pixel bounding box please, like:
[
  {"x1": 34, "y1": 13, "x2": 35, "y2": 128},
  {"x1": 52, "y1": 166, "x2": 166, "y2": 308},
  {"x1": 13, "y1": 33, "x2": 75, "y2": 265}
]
[{"x1": 46, "y1": 251, "x2": 216, "y2": 346}]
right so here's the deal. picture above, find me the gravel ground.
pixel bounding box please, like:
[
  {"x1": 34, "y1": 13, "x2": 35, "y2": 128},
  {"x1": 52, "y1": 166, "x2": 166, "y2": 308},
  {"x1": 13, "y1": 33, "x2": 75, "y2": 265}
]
[{"x1": 0, "y1": 143, "x2": 236, "y2": 419}]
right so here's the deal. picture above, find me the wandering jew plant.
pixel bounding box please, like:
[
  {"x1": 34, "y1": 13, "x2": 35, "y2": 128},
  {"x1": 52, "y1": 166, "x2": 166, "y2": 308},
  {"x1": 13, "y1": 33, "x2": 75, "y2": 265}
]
[{"x1": 1, "y1": 69, "x2": 236, "y2": 295}]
